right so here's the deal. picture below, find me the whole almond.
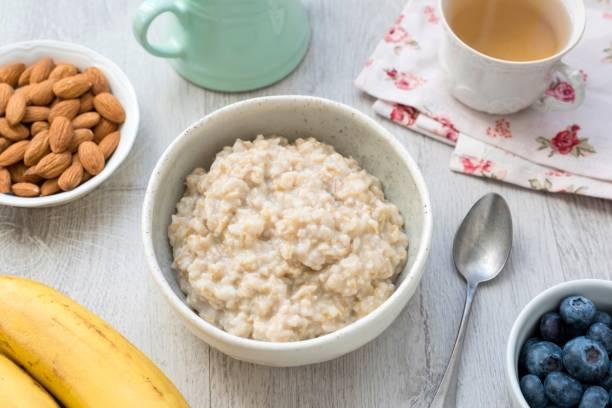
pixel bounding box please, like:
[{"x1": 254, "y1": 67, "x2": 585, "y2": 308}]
[
  {"x1": 12, "y1": 182, "x2": 40, "y2": 197},
  {"x1": 0, "y1": 168, "x2": 10, "y2": 193},
  {"x1": 53, "y1": 74, "x2": 92, "y2": 99},
  {"x1": 40, "y1": 178, "x2": 61, "y2": 196},
  {"x1": 79, "y1": 91, "x2": 94, "y2": 113},
  {"x1": 0, "y1": 118, "x2": 29, "y2": 141},
  {"x1": 0, "y1": 137, "x2": 10, "y2": 154},
  {"x1": 0, "y1": 140, "x2": 29, "y2": 167},
  {"x1": 93, "y1": 118, "x2": 118, "y2": 142},
  {"x1": 6, "y1": 92, "x2": 26, "y2": 125},
  {"x1": 17, "y1": 65, "x2": 32, "y2": 86},
  {"x1": 31, "y1": 121, "x2": 49, "y2": 136},
  {"x1": 69, "y1": 128, "x2": 94, "y2": 152},
  {"x1": 8, "y1": 162, "x2": 27, "y2": 183},
  {"x1": 28, "y1": 78, "x2": 58, "y2": 106},
  {"x1": 0, "y1": 83, "x2": 14, "y2": 115},
  {"x1": 93, "y1": 92, "x2": 125, "y2": 124},
  {"x1": 33, "y1": 151, "x2": 71, "y2": 179},
  {"x1": 49, "y1": 63, "x2": 78, "y2": 80},
  {"x1": 0, "y1": 63, "x2": 26, "y2": 87},
  {"x1": 24, "y1": 130, "x2": 50, "y2": 166},
  {"x1": 29, "y1": 58, "x2": 54, "y2": 84},
  {"x1": 98, "y1": 131, "x2": 120, "y2": 160},
  {"x1": 48, "y1": 99, "x2": 80, "y2": 123},
  {"x1": 22, "y1": 106, "x2": 50, "y2": 123},
  {"x1": 84, "y1": 67, "x2": 110, "y2": 95},
  {"x1": 58, "y1": 160, "x2": 83, "y2": 191},
  {"x1": 72, "y1": 111, "x2": 100, "y2": 129},
  {"x1": 49, "y1": 117, "x2": 74, "y2": 153},
  {"x1": 78, "y1": 141, "x2": 105, "y2": 175}
]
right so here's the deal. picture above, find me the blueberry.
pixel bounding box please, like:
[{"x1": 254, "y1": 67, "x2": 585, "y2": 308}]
[
  {"x1": 579, "y1": 386, "x2": 609, "y2": 408},
  {"x1": 544, "y1": 372, "x2": 584, "y2": 407},
  {"x1": 598, "y1": 362, "x2": 612, "y2": 391},
  {"x1": 560, "y1": 296, "x2": 597, "y2": 330},
  {"x1": 521, "y1": 374, "x2": 549, "y2": 407},
  {"x1": 587, "y1": 322, "x2": 612, "y2": 353},
  {"x1": 593, "y1": 311, "x2": 612, "y2": 328},
  {"x1": 541, "y1": 312, "x2": 564, "y2": 344},
  {"x1": 563, "y1": 337, "x2": 610, "y2": 383},
  {"x1": 521, "y1": 338, "x2": 541, "y2": 370},
  {"x1": 527, "y1": 341, "x2": 564, "y2": 377}
]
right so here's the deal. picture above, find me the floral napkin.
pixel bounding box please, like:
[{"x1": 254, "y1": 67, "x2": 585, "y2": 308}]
[{"x1": 355, "y1": 0, "x2": 612, "y2": 200}]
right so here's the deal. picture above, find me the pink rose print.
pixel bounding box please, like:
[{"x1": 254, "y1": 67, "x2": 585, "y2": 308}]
[
  {"x1": 459, "y1": 156, "x2": 507, "y2": 180},
  {"x1": 395, "y1": 14, "x2": 405, "y2": 25},
  {"x1": 528, "y1": 178, "x2": 587, "y2": 195},
  {"x1": 390, "y1": 104, "x2": 419, "y2": 127},
  {"x1": 432, "y1": 115, "x2": 458, "y2": 142},
  {"x1": 384, "y1": 68, "x2": 426, "y2": 90},
  {"x1": 385, "y1": 25, "x2": 409, "y2": 43},
  {"x1": 545, "y1": 79, "x2": 575, "y2": 103},
  {"x1": 423, "y1": 6, "x2": 439, "y2": 24},
  {"x1": 579, "y1": 69, "x2": 588, "y2": 82},
  {"x1": 384, "y1": 15, "x2": 420, "y2": 52},
  {"x1": 537, "y1": 124, "x2": 596, "y2": 157},
  {"x1": 486, "y1": 119, "x2": 512, "y2": 138},
  {"x1": 546, "y1": 169, "x2": 570, "y2": 177}
]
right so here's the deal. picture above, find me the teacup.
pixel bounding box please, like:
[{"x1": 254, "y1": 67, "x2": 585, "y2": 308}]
[{"x1": 438, "y1": 0, "x2": 587, "y2": 115}]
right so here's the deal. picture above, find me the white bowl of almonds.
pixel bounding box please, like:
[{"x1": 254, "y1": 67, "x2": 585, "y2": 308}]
[{"x1": 0, "y1": 40, "x2": 139, "y2": 207}]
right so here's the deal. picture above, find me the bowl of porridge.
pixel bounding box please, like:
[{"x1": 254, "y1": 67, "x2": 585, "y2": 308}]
[{"x1": 142, "y1": 96, "x2": 432, "y2": 366}]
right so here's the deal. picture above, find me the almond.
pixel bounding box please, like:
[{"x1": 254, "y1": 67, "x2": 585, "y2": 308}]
[
  {"x1": 93, "y1": 118, "x2": 118, "y2": 142},
  {"x1": 23, "y1": 130, "x2": 50, "y2": 166},
  {"x1": 23, "y1": 167, "x2": 42, "y2": 184},
  {"x1": 79, "y1": 91, "x2": 94, "y2": 113},
  {"x1": 48, "y1": 99, "x2": 80, "y2": 123},
  {"x1": 0, "y1": 63, "x2": 26, "y2": 87},
  {"x1": 33, "y1": 151, "x2": 71, "y2": 179},
  {"x1": 8, "y1": 162, "x2": 27, "y2": 183},
  {"x1": 84, "y1": 67, "x2": 110, "y2": 95},
  {"x1": 78, "y1": 141, "x2": 104, "y2": 175},
  {"x1": 17, "y1": 65, "x2": 32, "y2": 86},
  {"x1": 58, "y1": 160, "x2": 83, "y2": 191},
  {"x1": 49, "y1": 117, "x2": 73, "y2": 153},
  {"x1": 12, "y1": 182, "x2": 39, "y2": 197},
  {"x1": 0, "y1": 140, "x2": 29, "y2": 167},
  {"x1": 98, "y1": 131, "x2": 120, "y2": 160},
  {"x1": 0, "y1": 137, "x2": 10, "y2": 154},
  {"x1": 40, "y1": 178, "x2": 60, "y2": 196},
  {"x1": 31, "y1": 121, "x2": 49, "y2": 136},
  {"x1": 49, "y1": 63, "x2": 78, "y2": 80},
  {"x1": 0, "y1": 118, "x2": 29, "y2": 141},
  {"x1": 0, "y1": 83, "x2": 14, "y2": 115},
  {"x1": 14, "y1": 84, "x2": 33, "y2": 103},
  {"x1": 69, "y1": 128, "x2": 94, "y2": 152},
  {"x1": 93, "y1": 92, "x2": 125, "y2": 124},
  {"x1": 72, "y1": 111, "x2": 100, "y2": 129},
  {"x1": 0, "y1": 168, "x2": 10, "y2": 193},
  {"x1": 53, "y1": 74, "x2": 92, "y2": 99},
  {"x1": 28, "y1": 78, "x2": 58, "y2": 106},
  {"x1": 22, "y1": 106, "x2": 50, "y2": 123},
  {"x1": 6, "y1": 92, "x2": 26, "y2": 125},
  {"x1": 29, "y1": 58, "x2": 54, "y2": 84}
]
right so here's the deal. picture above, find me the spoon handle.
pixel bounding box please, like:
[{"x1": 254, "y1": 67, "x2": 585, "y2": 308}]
[{"x1": 430, "y1": 282, "x2": 479, "y2": 408}]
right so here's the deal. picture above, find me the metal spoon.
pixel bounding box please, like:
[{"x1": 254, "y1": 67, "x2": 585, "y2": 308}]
[{"x1": 430, "y1": 193, "x2": 513, "y2": 408}]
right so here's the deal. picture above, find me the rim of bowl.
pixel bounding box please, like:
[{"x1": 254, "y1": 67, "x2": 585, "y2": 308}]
[
  {"x1": 0, "y1": 40, "x2": 139, "y2": 208},
  {"x1": 142, "y1": 95, "x2": 433, "y2": 351},
  {"x1": 505, "y1": 279, "x2": 612, "y2": 407}
]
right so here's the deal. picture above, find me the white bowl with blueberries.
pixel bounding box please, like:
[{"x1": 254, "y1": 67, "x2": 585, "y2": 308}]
[{"x1": 507, "y1": 279, "x2": 612, "y2": 407}]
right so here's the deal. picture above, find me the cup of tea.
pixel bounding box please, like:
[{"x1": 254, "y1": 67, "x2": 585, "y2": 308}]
[{"x1": 438, "y1": 0, "x2": 586, "y2": 114}]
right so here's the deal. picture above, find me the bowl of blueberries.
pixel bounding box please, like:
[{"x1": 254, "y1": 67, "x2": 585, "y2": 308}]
[{"x1": 506, "y1": 279, "x2": 612, "y2": 408}]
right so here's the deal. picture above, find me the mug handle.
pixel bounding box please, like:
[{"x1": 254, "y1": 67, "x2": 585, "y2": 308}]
[
  {"x1": 132, "y1": 0, "x2": 185, "y2": 58},
  {"x1": 531, "y1": 62, "x2": 586, "y2": 112}
]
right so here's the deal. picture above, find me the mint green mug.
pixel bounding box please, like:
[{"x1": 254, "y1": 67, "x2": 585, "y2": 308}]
[{"x1": 133, "y1": 0, "x2": 310, "y2": 92}]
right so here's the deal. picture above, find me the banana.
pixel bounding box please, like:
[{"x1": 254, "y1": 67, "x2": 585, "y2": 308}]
[
  {"x1": 0, "y1": 275, "x2": 189, "y2": 408},
  {"x1": 0, "y1": 353, "x2": 59, "y2": 408}
]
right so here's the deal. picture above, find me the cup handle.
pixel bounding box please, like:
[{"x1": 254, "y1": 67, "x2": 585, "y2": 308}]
[
  {"x1": 132, "y1": 0, "x2": 185, "y2": 58},
  {"x1": 531, "y1": 62, "x2": 586, "y2": 112}
]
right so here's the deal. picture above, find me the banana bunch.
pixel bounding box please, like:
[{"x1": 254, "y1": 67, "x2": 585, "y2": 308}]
[{"x1": 0, "y1": 275, "x2": 189, "y2": 408}]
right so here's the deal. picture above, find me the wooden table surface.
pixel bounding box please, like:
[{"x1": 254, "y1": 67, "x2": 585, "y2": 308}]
[{"x1": 2, "y1": 1, "x2": 611, "y2": 407}]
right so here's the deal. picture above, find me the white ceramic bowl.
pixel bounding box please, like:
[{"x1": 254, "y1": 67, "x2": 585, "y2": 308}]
[
  {"x1": 506, "y1": 279, "x2": 612, "y2": 407},
  {"x1": 0, "y1": 40, "x2": 139, "y2": 208},
  {"x1": 142, "y1": 96, "x2": 432, "y2": 367}
]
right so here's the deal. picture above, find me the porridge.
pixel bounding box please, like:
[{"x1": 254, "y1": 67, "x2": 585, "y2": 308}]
[{"x1": 168, "y1": 136, "x2": 408, "y2": 342}]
